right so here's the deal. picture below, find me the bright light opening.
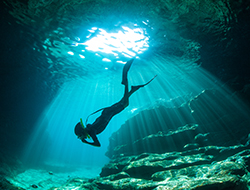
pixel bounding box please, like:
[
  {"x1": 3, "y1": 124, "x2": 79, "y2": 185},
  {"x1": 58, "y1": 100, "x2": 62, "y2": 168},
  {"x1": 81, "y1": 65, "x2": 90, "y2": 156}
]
[
  {"x1": 102, "y1": 58, "x2": 111, "y2": 62},
  {"x1": 75, "y1": 25, "x2": 149, "y2": 61},
  {"x1": 67, "y1": 51, "x2": 74, "y2": 55},
  {"x1": 79, "y1": 54, "x2": 85, "y2": 59}
]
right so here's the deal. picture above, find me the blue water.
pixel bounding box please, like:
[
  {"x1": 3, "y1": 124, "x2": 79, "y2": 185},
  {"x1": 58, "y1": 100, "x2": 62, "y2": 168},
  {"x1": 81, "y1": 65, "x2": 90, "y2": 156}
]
[{"x1": 1, "y1": 0, "x2": 250, "y2": 181}]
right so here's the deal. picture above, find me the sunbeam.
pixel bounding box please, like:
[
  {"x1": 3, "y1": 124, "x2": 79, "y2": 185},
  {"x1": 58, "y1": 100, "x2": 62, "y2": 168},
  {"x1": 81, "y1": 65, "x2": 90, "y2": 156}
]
[{"x1": 21, "y1": 58, "x2": 250, "y2": 171}]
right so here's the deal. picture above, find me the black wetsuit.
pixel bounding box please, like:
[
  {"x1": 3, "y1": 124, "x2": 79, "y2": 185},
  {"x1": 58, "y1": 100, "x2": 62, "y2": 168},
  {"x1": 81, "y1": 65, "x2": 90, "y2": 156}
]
[{"x1": 82, "y1": 59, "x2": 156, "y2": 147}]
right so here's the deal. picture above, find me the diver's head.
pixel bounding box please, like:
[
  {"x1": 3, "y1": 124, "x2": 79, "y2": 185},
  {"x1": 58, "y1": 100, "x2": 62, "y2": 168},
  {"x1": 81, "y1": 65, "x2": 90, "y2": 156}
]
[{"x1": 74, "y1": 120, "x2": 90, "y2": 140}]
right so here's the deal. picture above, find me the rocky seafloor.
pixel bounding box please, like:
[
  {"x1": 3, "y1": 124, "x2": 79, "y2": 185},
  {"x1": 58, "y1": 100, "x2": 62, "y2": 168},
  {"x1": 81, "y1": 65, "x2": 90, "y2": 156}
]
[
  {"x1": 2, "y1": 89, "x2": 250, "y2": 190},
  {"x1": 53, "y1": 147, "x2": 250, "y2": 190}
]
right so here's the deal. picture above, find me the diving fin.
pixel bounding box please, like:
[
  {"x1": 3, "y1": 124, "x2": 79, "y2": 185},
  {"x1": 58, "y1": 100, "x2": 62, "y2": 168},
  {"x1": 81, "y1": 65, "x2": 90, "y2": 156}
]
[
  {"x1": 131, "y1": 75, "x2": 157, "y2": 91},
  {"x1": 122, "y1": 58, "x2": 134, "y2": 85}
]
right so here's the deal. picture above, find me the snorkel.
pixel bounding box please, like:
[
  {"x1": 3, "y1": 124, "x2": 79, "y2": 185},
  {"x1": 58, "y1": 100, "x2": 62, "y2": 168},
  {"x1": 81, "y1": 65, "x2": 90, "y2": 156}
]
[{"x1": 80, "y1": 118, "x2": 90, "y2": 139}]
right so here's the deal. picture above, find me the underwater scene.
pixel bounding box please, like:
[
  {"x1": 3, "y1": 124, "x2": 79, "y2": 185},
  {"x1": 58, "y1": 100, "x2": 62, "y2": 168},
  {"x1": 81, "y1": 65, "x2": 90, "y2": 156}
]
[{"x1": 1, "y1": 0, "x2": 250, "y2": 189}]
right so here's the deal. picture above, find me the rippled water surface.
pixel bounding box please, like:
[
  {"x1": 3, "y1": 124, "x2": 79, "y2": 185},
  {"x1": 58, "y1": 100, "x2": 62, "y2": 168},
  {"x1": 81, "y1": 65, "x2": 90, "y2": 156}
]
[{"x1": 5, "y1": 0, "x2": 244, "y2": 82}]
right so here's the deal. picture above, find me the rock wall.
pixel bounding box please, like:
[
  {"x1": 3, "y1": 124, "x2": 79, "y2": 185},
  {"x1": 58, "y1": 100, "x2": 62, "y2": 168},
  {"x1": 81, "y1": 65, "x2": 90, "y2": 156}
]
[{"x1": 106, "y1": 89, "x2": 250, "y2": 158}]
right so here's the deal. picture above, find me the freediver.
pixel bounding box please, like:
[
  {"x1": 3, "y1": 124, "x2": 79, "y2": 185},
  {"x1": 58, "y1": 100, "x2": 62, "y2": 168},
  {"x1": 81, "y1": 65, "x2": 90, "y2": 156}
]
[{"x1": 74, "y1": 58, "x2": 156, "y2": 147}]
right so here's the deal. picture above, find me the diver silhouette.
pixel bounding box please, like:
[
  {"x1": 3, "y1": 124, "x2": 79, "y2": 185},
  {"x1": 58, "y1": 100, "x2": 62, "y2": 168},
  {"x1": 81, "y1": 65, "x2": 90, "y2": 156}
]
[{"x1": 74, "y1": 58, "x2": 156, "y2": 147}]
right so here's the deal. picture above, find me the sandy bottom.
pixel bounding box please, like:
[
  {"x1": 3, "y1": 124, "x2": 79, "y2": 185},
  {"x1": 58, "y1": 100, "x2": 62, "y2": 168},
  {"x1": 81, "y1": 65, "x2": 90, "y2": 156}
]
[{"x1": 6, "y1": 166, "x2": 102, "y2": 190}]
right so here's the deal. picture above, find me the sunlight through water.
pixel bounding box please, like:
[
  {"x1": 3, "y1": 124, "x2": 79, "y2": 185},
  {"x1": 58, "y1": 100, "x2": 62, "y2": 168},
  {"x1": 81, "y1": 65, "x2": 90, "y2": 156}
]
[
  {"x1": 21, "y1": 57, "x2": 250, "y2": 170},
  {"x1": 71, "y1": 25, "x2": 149, "y2": 62},
  {"x1": 3, "y1": 0, "x2": 250, "y2": 188}
]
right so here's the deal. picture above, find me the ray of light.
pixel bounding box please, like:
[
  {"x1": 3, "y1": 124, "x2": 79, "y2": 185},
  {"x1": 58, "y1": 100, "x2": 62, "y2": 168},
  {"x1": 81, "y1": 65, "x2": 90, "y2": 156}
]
[{"x1": 21, "y1": 58, "x2": 250, "y2": 170}]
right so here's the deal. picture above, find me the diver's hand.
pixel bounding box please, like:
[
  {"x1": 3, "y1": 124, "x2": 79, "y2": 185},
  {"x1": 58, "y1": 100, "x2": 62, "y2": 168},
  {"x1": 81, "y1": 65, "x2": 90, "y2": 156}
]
[
  {"x1": 81, "y1": 138, "x2": 101, "y2": 147},
  {"x1": 81, "y1": 139, "x2": 88, "y2": 143}
]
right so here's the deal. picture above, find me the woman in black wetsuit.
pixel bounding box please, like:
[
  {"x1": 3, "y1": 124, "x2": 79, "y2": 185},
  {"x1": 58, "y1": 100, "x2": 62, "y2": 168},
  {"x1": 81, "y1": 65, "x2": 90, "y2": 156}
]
[{"x1": 74, "y1": 58, "x2": 156, "y2": 147}]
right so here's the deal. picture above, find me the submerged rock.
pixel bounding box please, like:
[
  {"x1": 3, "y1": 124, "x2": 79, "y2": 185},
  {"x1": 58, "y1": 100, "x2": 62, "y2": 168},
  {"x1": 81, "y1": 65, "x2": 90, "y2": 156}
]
[
  {"x1": 46, "y1": 148, "x2": 250, "y2": 190},
  {"x1": 31, "y1": 184, "x2": 38, "y2": 188},
  {"x1": 106, "y1": 89, "x2": 250, "y2": 158}
]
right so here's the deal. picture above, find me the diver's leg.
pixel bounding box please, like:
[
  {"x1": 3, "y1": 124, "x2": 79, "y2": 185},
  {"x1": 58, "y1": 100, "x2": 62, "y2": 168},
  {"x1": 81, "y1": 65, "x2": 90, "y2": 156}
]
[{"x1": 127, "y1": 75, "x2": 157, "y2": 97}]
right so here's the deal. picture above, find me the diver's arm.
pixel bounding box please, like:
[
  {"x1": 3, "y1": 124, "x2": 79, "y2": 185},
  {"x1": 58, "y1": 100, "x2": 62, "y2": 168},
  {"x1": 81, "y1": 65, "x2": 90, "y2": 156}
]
[{"x1": 81, "y1": 135, "x2": 101, "y2": 147}]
